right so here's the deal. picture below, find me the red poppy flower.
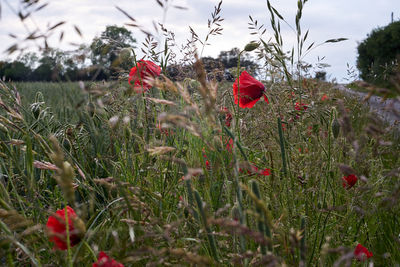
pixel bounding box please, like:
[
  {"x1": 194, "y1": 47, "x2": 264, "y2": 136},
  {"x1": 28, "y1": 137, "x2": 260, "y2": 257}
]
[
  {"x1": 240, "y1": 164, "x2": 270, "y2": 176},
  {"x1": 157, "y1": 122, "x2": 173, "y2": 136},
  {"x1": 354, "y1": 244, "x2": 373, "y2": 261},
  {"x1": 321, "y1": 94, "x2": 328, "y2": 101},
  {"x1": 128, "y1": 60, "x2": 161, "y2": 92},
  {"x1": 233, "y1": 71, "x2": 268, "y2": 108},
  {"x1": 222, "y1": 107, "x2": 233, "y2": 127},
  {"x1": 202, "y1": 149, "x2": 211, "y2": 170},
  {"x1": 342, "y1": 174, "x2": 358, "y2": 189},
  {"x1": 46, "y1": 206, "x2": 83, "y2": 250},
  {"x1": 93, "y1": 251, "x2": 124, "y2": 267},
  {"x1": 307, "y1": 126, "x2": 313, "y2": 136},
  {"x1": 281, "y1": 123, "x2": 287, "y2": 132},
  {"x1": 205, "y1": 160, "x2": 211, "y2": 169},
  {"x1": 260, "y1": 168, "x2": 271, "y2": 176},
  {"x1": 295, "y1": 102, "x2": 308, "y2": 111},
  {"x1": 225, "y1": 138, "x2": 234, "y2": 152},
  {"x1": 299, "y1": 147, "x2": 309, "y2": 153}
]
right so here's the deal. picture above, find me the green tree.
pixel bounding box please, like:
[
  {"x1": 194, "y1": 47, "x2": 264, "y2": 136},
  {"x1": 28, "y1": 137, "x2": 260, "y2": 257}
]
[
  {"x1": 17, "y1": 52, "x2": 39, "y2": 70},
  {"x1": 357, "y1": 20, "x2": 400, "y2": 87},
  {"x1": 90, "y1": 25, "x2": 136, "y2": 79},
  {"x1": 218, "y1": 48, "x2": 258, "y2": 75},
  {"x1": 0, "y1": 61, "x2": 7, "y2": 79},
  {"x1": 3, "y1": 61, "x2": 31, "y2": 81},
  {"x1": 218, "y1": 48, "x2": 241, "y2": 69},
  {"x1": 32, "y1": 48, "x2": 66, "y2": 81}
]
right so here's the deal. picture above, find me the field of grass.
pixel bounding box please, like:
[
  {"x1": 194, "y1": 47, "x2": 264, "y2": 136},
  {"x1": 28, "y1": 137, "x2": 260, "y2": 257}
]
[{"x1": 0, "y1": 71, "x2": 399, "y2": 266}]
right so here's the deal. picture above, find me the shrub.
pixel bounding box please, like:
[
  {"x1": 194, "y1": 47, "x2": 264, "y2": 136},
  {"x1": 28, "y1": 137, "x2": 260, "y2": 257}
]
[{"x1": 357, "y1": 21, "x2": 400, "y2": 87}]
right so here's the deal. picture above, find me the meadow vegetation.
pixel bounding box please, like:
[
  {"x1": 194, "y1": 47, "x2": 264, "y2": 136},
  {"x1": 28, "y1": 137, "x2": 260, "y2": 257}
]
[{"x1": 0, "y1": 0, "x2": 400, "y2": 266}]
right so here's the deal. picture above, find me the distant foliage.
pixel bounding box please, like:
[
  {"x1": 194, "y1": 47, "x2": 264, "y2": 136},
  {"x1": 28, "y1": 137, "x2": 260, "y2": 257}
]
[
  {"x1": 315, "y1": 71, "x2": 327, "y2": 81},
  {"x1": 90, "y1": 25, "x2": 136, "y2": 78},
  {"x1": 165, "y1": 48, "x2": 258, "y2": 82},
  {"x1": 357, "y1": 21, "x2": 400, "y2": 87},
  {"x1": 0, "y1": 25, "x2": 136, "y2": 82}
]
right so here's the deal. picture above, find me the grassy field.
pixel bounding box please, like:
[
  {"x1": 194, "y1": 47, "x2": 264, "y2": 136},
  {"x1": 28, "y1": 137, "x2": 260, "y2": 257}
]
[
  {"x1": 0, "y1": 73, "x2": 399, "y2": 266},
  {"x1": 1, "y1": 0, "x2": 400, "y2": 265}
]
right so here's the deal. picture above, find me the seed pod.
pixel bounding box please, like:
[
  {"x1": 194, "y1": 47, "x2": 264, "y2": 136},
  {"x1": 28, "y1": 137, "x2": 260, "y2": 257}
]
[
  {"x1": 0, "y1": 123, "x2": 8, "y2": 133},
  {"x1": 244, "y1": 42, "x2": 259, "y2": 52},
  {"x1": 332, "y1": 118, "x2": 340, "y2": 138},
  {"x1": 72, "y1": 216, "x2": 87, "y2": 240}
]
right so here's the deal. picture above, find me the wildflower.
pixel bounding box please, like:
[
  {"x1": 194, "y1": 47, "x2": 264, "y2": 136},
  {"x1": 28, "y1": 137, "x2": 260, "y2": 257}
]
[
  {"x1": 157, "y1": 122, "x2": 172, "y2": 136},
  {"x1": 281, "y1": 122, "x2": 287, "y2": 132},
  {"x1": 295, "y1": 102, "x2": 308, "y2": 111},
  {"x1": 128, "y1": 60, "x2": 161, "y2": 92},
  {"x1": 354, "y1": 244, "x2": 373, "y2": 261},
  {"x1": 240, "y1": 164, "x2": 270, "y2": 176},
  {"x1": 93, "y1": 251, "x2": 124, "y2": 267},
  {"x1": 225, "y1": 138, "x2": 234, "y2": 152},
  {"x1": 222, "y1": 107, "x2": 233, "y2": 127},
  {"x1": 307, "y1": 126, "x2": 313, "y2": 136},
  {"x1": 342, "y1": 174, "x2": 358, "y2": 189},
  {"x1": 46, "y1": 206, "x2": 85, "y2": 250},
  {"x1": 298, "y1": 147, "x2": 309, "y2": 153},
  {"x1": 321, "y1": 94, "x2": 328, "y2": 101},
  {"x1": 205, "y1": 160, "x2": 211, "y2": 170},
  {"x1": 233, "y1": 71, "x2": 268, "y2": 108},
  {"x1": 260, "y1": 168, "x2": 271, "y2": 176},
  {"x1": 202, "y1": 149, "x2": 211, "y2": 170}
]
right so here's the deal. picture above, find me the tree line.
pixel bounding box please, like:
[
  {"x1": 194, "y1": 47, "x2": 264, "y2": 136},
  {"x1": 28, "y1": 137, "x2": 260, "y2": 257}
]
[
  {"x1": 0, "y1": 25, "x2": 136, "y2": 82},
  {"x1": 0, "y1": 25, "x2": 258, "y2": 82}
]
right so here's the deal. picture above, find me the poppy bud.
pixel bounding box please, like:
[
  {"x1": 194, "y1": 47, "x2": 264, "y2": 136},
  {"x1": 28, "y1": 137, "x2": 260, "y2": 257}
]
[
  {"x1": 244, "y1": 42, "x2": 259, "y2": 52},
  {"x1": 332, "y1": 118, "x2": 340, "y2": 138},
  {"x1": 119, "y1": 48, "x2": 131, "y2": 61},
  {"x1": 0, "y1": 123, "x2": 8, "y2": 133}
]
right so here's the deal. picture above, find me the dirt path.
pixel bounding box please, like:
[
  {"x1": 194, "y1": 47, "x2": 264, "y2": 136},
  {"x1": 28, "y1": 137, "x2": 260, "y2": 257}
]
[{"x1": 335, "y1": 84, "x2": 400, "y2": 127}]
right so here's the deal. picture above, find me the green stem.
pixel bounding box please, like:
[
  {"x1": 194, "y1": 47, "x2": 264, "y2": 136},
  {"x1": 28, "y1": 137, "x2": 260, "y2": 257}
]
[
  {"x1": 251, "y1": 180, "x2": 268, "y2": 254},
  {"x1": 300, "y1": 216, "x2": 306, "y2": 264},
  {"x1": 235, "y1": 51, "x2": 244, "y2": 143},
  {"x1": 83, "y1": 241, "x2": 97, "y2": 262},
  {"x1": 194, "y1": 190, "x2": 219, "y2": 262},
  {"x1": 64, "y1": 205, "x2": 73, "y2": 267},
  {"x1": 277, "y1": 117, "x2": 287, "y2": 176}
]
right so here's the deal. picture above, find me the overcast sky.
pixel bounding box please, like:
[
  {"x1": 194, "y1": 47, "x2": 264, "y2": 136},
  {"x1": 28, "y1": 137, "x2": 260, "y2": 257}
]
[{"x1": 0, "y1": 0, "x2": 399, "y2": 82}]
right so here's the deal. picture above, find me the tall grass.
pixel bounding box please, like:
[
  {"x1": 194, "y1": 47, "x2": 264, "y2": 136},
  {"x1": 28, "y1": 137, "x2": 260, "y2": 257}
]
[{"x1": 1, "y1": 1, "x2": 400, "y2": 266}]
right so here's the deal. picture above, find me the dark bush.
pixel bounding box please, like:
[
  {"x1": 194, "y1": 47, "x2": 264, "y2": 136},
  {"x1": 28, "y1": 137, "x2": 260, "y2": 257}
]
[{"x1": 357, "y1": 21, "x2": 400, "y2": 87}]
